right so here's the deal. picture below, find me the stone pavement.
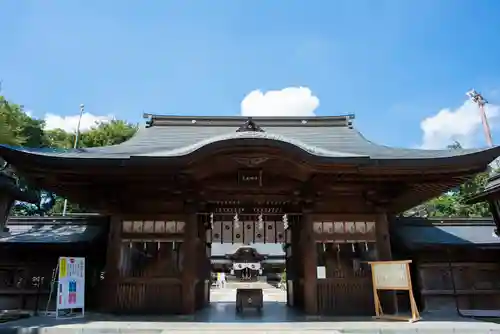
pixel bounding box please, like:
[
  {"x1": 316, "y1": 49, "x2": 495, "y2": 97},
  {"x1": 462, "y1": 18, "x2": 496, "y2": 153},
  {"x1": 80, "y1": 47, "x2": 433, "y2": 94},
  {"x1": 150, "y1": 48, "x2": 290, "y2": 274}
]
[
  {"x1": 1, "y1": 283, "x2": 500, "y2": 333},
  {"x1": 2, "y1": 314, "x2": 500, "y2": 334},
  {"x1": 211, "y1": 281, "x2": 287, "y2": 303}
]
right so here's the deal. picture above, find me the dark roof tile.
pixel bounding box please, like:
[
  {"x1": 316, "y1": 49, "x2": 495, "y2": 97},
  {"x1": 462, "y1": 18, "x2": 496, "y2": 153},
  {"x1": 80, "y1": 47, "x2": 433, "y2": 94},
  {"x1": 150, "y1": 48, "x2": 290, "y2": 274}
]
[{"x1": 1, "y1": 115, "x2": 499, "y2": 167}]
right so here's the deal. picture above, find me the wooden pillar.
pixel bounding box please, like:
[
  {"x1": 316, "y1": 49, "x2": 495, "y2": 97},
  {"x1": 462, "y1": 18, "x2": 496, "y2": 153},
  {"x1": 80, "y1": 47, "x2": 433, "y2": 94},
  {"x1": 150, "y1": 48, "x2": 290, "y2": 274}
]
[
  {"x1": 196, "y1": 216, "x2": 209, "y2": 309},
  {"x1": 301, "y1": 207, "x2": 318, "y2": 315},
  {"x1": 182, "y1": 203, "x2": 198, "y2": 314},
  {"x1": 102, "y1": 216, "x2": 122, "y2": 312},
  {"x1": 376, "y1": 212, "x2": 398, "y2": 314},
  {"x1": 0, "y1": 193, "x2": 14, "y2": 233},
  {"x1": 289, "y1": 219, "x2": 302, "y2": 308}
]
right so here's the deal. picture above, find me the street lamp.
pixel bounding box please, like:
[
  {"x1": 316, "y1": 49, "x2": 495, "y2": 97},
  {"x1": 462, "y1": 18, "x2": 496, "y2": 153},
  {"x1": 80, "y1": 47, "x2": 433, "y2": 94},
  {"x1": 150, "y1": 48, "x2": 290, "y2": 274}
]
[
  {"x1": 62, "y1": 104, "x2": 84, "y2": 216},
  {"x1": 466, "y1": 89, "x2": 493, "y2": 147}
]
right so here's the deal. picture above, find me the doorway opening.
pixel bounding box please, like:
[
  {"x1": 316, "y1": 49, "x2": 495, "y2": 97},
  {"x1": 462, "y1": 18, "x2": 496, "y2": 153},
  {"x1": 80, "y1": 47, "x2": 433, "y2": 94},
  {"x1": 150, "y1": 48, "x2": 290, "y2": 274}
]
[{"x1": 203, "y1": 212, "x2": 296, "y2": 316}]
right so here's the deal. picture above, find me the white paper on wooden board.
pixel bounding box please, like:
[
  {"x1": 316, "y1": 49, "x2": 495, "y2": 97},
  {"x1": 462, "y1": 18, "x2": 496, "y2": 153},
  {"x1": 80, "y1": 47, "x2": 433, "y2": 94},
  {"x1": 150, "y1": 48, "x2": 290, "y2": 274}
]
[
  {"x1": 56, "y1": 257, "x2": 86, "y2": 311},
  {"x1": 316, "y1": 266, "x2": 326, "y2": 279},
  {"x1": 372, "y1": 262, "x2": 409, "y2": 289}
]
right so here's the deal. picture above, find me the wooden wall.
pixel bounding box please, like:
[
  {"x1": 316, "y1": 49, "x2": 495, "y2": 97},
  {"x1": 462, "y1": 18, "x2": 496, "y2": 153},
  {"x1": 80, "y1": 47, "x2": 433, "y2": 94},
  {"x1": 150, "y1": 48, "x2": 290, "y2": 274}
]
[
  {"x1": 110, "y1": 218, "x2": 210, "y2": 314},
  {"x1": 0, "y1": 242, "x2": 106, "y2": 312},
  {"x1": 409, "y1": 248, "x2": 500, "y2": 315}
]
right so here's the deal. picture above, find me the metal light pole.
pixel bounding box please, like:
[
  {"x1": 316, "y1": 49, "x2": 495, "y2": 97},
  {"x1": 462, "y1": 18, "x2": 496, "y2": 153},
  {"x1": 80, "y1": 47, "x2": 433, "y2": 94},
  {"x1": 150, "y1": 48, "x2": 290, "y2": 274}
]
[
  {"x1": 466, "y1": 89, "x2": 494, "y2": 147},
  {"x1": 62, "y1": 104, "x2": 85, "y2": 216}
]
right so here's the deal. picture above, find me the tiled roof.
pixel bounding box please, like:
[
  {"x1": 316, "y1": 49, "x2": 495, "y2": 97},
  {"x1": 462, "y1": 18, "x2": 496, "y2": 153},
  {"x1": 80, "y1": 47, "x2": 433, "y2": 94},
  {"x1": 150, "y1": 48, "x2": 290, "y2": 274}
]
[
  {"x1": 466, "y1": 172, "x2": 500, "y2": 203},
  {"x1": 1, "y1": 216, "x2": 107, "y2": 244},
  {"x1": 1, "y1": 115, "x2": 499, "y2": 166},
  {"x1": 392, "y1": 217, "x2": 500, "y2": 249}
]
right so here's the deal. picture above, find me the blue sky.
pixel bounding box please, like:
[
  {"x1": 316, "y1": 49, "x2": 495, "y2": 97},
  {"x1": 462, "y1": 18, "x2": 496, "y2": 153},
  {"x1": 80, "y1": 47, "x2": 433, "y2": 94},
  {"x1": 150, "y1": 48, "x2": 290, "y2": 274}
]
[{"x1": 1, "y1": 0, "x2": 500, "y2": 149}]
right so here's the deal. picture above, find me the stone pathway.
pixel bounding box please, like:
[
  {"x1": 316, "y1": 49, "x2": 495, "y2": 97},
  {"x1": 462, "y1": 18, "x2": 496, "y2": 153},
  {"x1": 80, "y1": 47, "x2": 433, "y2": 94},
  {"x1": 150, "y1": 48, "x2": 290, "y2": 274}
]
[
  {"x1": 211, "y1": 282, "x2": 287, "y2": 303},
  {"x1": 2, "y1": 315, "x2": 500, "y2": 333},
  {"x1": 2, "y1": 283, "x2": 500, "y2": 333}
]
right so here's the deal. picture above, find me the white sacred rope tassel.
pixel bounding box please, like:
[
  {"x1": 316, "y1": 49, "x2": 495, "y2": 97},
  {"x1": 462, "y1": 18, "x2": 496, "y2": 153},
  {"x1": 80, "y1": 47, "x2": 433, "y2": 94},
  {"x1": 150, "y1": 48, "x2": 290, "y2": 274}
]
[{"x1": 258, "y1": 213, "x2": 264, "y2": 230}]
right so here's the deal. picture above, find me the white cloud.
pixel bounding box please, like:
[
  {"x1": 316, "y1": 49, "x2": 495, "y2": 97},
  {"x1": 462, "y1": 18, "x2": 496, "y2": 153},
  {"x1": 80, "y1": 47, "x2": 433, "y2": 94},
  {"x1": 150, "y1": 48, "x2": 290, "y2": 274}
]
[
  {"x1": 240, "y1": 87, "x2": 320, "y2": 117},
  {"x1": 43, "y1": 112, "x2": 113, "y2": 133},
  {"x1": 420, "y1": 100, "x2": 500, "y2": 149}
]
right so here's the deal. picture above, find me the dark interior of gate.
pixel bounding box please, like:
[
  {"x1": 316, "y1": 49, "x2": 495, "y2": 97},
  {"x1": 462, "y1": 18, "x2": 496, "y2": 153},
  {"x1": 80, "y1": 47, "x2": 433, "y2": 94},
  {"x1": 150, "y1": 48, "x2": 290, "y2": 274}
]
[{"x1": 204, "y1": 208, "x2": 377, "y2": 316}]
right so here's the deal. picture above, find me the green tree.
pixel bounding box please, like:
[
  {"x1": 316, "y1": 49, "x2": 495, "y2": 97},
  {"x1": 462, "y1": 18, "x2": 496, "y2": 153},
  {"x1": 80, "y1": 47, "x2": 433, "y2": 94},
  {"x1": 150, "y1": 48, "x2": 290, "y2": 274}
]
[
  {"x1": 79, "y1": 120, "x2": 137, "y2": 148},
  {"x1": 0, "y1": 96, "x2": 45, "y2": 147},
  {"x1": 404, "y1": 141, "x2": 491, "y2": 218},
  {"x1": 43, "y1": 128, "x2": 73, "y2": 149},
  {"x1": 0, "y1": 95, "x2": 138, "y2": 216}
]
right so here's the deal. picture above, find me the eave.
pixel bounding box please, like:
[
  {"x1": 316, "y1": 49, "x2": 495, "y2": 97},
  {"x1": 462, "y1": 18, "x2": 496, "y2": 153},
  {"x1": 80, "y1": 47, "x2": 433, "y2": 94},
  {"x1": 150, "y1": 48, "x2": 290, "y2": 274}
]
[{"x1": 1, "y1": 140, "x2": 500, "y2": 171}]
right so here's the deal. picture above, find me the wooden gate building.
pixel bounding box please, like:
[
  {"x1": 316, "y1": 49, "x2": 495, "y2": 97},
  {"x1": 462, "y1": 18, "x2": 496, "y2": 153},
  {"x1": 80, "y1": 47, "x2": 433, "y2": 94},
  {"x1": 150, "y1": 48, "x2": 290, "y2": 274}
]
[{"x1": 1, "y1": 114, "x2": 499, "y2": 316}]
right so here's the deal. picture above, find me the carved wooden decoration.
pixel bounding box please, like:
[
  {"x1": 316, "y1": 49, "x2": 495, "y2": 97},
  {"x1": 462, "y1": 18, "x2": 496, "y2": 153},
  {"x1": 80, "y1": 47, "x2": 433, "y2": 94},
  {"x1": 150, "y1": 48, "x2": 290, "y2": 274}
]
[
  {"x1": 121, "y1": 220, "x2": 185, "y2": 235},
  {"x1": 236, "y1": 118, "x2": 264, "y2": 132},
  {"x1": 123, "y1": 221, "x2": 133, "y2": 233},
  {"x1": 355, "y1": 221, "x2": 366, "y2": 233},
  {"x1": 313, "y1": 222, "x2": 323, "y2": 234},
  {"x1": 233, "y1": 157, "x2": 269, "y2": 167},
  {"x1": 323, "y1": 222, "x2": 334, "y2": 233},
  {"x1": 209, "y1": 218, "x2": 285, "y2": 244},
  {"x1": 313, "y1": 221, "x2": 376, "y2": 242},
  {"x1": 345, "y1": 222, "x2": 355, "y2": 234},
  {"x1": 133, "y1": 221, "x2": 143, "y2": 233},
  {"x1": 143, "y1": 221, "x2": 154, "y2": 233},
  {"x1": 334, "y1": 222, "x2": 344, "y2": 233},
  {"x1": 366, "y1": 222, "x2": 375, "y2": 233},
  {"x1": 176, "y1": 221, "x2": 185, "y2": 233},
  {"x1": 154, "y1": 221, "x2": 166, "y2": 233},
  {"x1": 165, "y1": 221, "x2": 176, "y2": 233}
]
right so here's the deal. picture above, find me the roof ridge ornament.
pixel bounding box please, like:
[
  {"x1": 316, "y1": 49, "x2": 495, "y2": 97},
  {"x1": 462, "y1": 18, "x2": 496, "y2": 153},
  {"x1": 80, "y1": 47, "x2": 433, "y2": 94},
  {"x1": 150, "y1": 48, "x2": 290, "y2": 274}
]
[{"x1": 236, "y1": 117, "x2": 264, "y2": 132}]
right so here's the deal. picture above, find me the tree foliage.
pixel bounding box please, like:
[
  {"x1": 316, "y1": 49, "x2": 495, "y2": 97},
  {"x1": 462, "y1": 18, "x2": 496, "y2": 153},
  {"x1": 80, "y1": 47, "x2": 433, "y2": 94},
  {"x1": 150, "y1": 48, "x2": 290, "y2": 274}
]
[
  {"x1": 403, "y1": 142, "x2": 491, "y2": 218},
  {"x1": 0, "y1": 95, "x2": 137, "y2": 216}
]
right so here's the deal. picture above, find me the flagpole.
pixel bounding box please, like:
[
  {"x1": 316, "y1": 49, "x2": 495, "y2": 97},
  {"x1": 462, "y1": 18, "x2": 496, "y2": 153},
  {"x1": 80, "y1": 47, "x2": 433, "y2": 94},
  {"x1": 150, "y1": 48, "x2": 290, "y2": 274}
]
[{"x1": 62, "y1": 104, "x2": 84, "y2": 216}]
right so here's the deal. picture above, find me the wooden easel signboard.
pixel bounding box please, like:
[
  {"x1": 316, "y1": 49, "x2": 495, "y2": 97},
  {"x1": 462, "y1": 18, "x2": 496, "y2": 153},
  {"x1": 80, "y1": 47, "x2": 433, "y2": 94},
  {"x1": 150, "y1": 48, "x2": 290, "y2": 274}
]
[{"x1": 368, "y1": 260, "x2": 420, "y2": 323}]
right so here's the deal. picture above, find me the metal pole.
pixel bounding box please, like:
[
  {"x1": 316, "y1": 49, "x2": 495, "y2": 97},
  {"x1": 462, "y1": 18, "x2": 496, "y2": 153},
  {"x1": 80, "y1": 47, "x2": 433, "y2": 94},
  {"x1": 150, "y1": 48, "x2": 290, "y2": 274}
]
[
  {"x1": 479, "y1": 103, "x2": 494, "y2": 147},
  {"x1": 466, "y1": 90, "x2": 499, "y2": 171},
  {"x1": 62, "y1": 104, "x2": 84, "y2": 216},
  {"x1": 466, "y1": 89, "x2": 494, "y2": 147}
]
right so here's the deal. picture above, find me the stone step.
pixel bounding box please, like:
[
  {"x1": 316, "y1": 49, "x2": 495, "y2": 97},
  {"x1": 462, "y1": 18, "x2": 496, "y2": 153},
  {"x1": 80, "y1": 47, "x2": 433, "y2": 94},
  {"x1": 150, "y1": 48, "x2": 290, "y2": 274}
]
[{"x1": 223, "y1": 282, "x2": 275, "y2": 289}]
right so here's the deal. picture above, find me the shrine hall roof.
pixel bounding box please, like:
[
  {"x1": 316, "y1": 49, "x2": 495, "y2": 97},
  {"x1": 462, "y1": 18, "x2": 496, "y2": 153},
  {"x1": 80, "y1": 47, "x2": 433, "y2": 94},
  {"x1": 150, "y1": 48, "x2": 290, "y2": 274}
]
[
  {"x1": 466, "y1": 172, "x2": 500, "y2": 203},
  {"x1": 211, "y1": 243, "x2": 285, "y2": 257},
  {"x1": 1, "y1": 114, "x2": 500, "y2": 167},
  {"x1": 0, "y1": 216, "x2": 107, "y2": 244}
]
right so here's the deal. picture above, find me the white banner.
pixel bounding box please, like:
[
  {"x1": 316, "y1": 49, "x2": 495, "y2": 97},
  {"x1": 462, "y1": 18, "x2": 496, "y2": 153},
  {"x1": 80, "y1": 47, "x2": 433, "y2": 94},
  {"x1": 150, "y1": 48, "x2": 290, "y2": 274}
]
[{"x1": 56, "y1": 257, "x2": 85, "y2": 313}]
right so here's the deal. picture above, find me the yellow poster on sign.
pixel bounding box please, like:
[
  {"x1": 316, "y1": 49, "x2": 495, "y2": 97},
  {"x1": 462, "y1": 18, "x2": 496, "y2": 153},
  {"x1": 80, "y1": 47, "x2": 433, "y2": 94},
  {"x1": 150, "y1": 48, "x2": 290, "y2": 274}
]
[{"x1": 59, "y1": 257, "x2": 67, "y2": 279}]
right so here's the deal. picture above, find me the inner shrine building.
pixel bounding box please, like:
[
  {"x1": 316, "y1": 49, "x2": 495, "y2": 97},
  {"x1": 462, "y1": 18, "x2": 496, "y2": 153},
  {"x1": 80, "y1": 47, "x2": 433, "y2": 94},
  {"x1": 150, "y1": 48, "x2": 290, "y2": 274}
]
[{"x1": 1, "y1": 114, "x2": 499, "y2": 316}]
